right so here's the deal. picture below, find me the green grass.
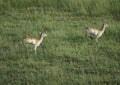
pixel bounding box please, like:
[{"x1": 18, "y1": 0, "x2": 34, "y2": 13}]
[
  {"x1": 0, "y1": 1, "x2": 120, "y2": 84},
  {"x1": 0, "y1": 0, "x2": 120, "y2": 17},
  {"x1": 0, "y1": 9, "x2": 120, "y2": 85}
]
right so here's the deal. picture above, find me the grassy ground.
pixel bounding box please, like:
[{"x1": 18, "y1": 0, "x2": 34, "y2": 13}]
[
  {"x1": 0, "y1": 0, "x2": 120, "y2": 17},
  {"x1": 0, "y1": 8, "x2": 120, "y2": 85}
]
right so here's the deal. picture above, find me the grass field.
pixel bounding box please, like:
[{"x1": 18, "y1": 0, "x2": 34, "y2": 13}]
[{"x1": 0, "y1": 0, "x2": 120, "y2": 85}]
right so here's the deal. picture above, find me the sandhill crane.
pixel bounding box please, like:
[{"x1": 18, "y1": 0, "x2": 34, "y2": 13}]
[
  {"x1": 23, "y1": 32, "x2": 47, "y2": 55},
  {"x1": 85, "y1": 23, "x2": 108, "y2": 42}
]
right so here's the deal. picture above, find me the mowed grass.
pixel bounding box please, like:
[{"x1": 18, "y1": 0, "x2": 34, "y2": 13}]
[{"x1": 0, "y1": 10, "x2": 120, "y2": 85}]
